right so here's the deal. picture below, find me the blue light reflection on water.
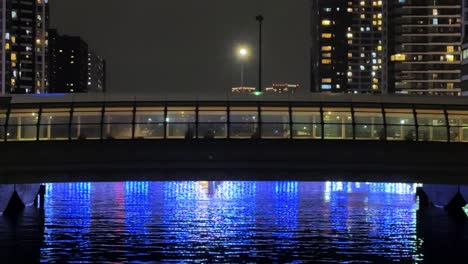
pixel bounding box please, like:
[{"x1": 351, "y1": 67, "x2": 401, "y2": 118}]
[{"x1": 40, "y1": 181, "x2": 421, "y2": 262}]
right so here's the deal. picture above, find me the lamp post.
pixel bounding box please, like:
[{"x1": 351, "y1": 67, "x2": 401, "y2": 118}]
[
  {"x1": 239, "y1": 48, "x2": 248, "y2": 88},
  {"x1": 255, "y1": 14, "x2": 263, "y2": 93}
]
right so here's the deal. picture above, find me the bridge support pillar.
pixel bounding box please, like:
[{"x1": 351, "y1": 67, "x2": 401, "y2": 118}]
[
  {"x1": 422, "y1": 184, "x2": 468, "y2": 221},
  {"x1": 0, "y1": 184, "x2": 42, "y2": 215}
]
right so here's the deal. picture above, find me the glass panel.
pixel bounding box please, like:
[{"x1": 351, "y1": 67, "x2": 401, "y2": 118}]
[
  {"x1": 355, "y1": 124, "x2": 385, "y2": 140},
  {"x1": 103, "y1": 124, "x2": 132, "y2": 139},
  {"x1": 324, "y1": 124, "x2": 353, "y2": 139},
  {"x1": 261, "y1": 124, "x2": 290, "y2": 138},
  {"x1": 0, "y1": 110, "x2": 6, "y2": 125},
  {"x1": 230, "y1": 109, "x2": 258, "y2": 123},
  {"x1": 7, "y1": 125, "x2": 37, "y2": 141},
  {"x1": 416, "y1": 110, "x2": 445, "y2": 126},
  {"x1": 229, "y1": 123, "x2": 259, "y2": 138},
  {"x1": 167, "y1": 108, "x2": 195, "y2": 123},
  {"x1": 354, "y1": 108, "x2": 384, "y2": 124},
  {"x1": 104, "y1": 108, "x2": 133, "y2": 124},
  {"x1": 8, "y1": 109, "x2": 39, "y2": 125},
  {"x1": 71, "y1": 124, "x2": 101, "y2": 140},
  {"x1": 292, "y1": 124, "x2": 321, "y2": 139},
  {"x1": 198, "y1": 124, "x2": 227, "y2": 139},
  {"x1": 167, "y1": 124, "x2": 195, "y2": 139},
  {"x1": 40, "y1": 111, "x2": 70, "y2": 125},
  {"x1": 72, "y1": 111, "x2": 102, "y2": 124},
  {"x1": 418, "y1": 126, "x2": 447, "y2": 142},
  {"x1": 136, "y1": 108, "x2": 165, "y2": 123},
  {"x1": 199, "y1": 111, "x2": 227, "y2": 123},
  {"x1": 323, "y1": 108, "x2": 352, "y2": 124},
  {"x1": 292, "y1": 107, "x2": 321, "y2": 123},
  {"x1": 0, "y1": 126, "x2": 4, "y2": 141},
  {"x1": 449, "y1": 127, "x2": 468, "y2": 142},
  {"x1": 261, "y1": 111, "x2": 289, "y2": 123},
  {"x1": 447, "y1": 110, "x2": 468, "y2": 126},
  {"x1": 39, "y1": 125, "x2": 69, "y2": 140},
  {"x1": 385, "y1": 109, "x2": 414, "y2": 125},
  {"x1": 135, "y1": 124, "x2": 164, "y2": 139},
  {"x1": 386, "y1": 125, "x2": 416, "y2": 141}
]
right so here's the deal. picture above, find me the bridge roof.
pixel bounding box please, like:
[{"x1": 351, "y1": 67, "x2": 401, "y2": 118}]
[{"x1": 2, "y1": 92, "x2": 468, "y2": 106}]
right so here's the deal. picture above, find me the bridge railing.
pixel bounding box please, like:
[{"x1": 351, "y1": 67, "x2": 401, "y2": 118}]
[{"x1": 1, "y1": 102, "x2": 468, "y2": 142}]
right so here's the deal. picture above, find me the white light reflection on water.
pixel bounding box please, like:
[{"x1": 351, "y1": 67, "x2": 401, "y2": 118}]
[{"x1": 38, "y1": 181, "x2": 422, "y2": 263}]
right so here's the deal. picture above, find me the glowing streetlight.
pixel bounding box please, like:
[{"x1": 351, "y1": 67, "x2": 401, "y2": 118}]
[
  {"x1": 239, "y1": 48, "x2": 248, "y2": 57},
  {"x1": 238, "y1": 47, "x2": 249, "y2": 88}
]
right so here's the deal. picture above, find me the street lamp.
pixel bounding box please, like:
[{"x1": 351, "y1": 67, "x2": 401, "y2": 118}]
[
  {"x1": 256, "y1": 14, "x2": 263, "y2": 93},
  {"x1": 238, "y1": 48, "x2": 248, "y2": 88}
]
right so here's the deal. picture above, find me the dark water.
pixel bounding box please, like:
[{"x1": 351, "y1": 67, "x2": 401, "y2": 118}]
[{"x1": 1, "y1": 181, "x2": 467, "y2": 263}]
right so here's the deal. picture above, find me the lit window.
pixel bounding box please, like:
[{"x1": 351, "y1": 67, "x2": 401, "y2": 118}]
[
  {"x1": 10, "y1": 53, "x2": 17, "y2": 61},
  {"x1": 322, "y1": 33, "x2": 332, "y2": 38},
  {"x1": 322, "y1": 78, "x2": 332, "y2": 83},
  {"x1": 11, "y1": 10, "x2": 17, "y2": 19},
  {"x1": 447, "y1": 46, "x2": 454, "y2": 53},
  {"x1": 322, "y1": 53, "x2": 332, "y2": 58},
  {"x1": 5, "y1": 43, "x2": 10, "y2": 50},
  {"x1": 360, "y1": 1, "x2": 365, "y2": 6},
  {"x1": 377, "y1": 45, "x2": 382, "y2": 51},
  {"x1": 321, "y1": 20, "x2": 331, "y2": 26},
  {"x1": 446, "y1": 54, "x2": 454, "y2": 62},
  {"x1": 346, "y1": 33, "x2": 353, "y2": 38},
  {"x1": 321, "y1": 46, "x2": 332, "y2": 51},
  {"x1": 321, "y1": 84, "x2": 332, "y2": 90},
  {"x1": 322, "y1": 59, "x2": 332, "y2": 64},
  {"x1": 390, "y1": 54, "x2": 406, "y2": 61},
  {"x1": 360, "y1": 65, "x2": 365, "y2": 71}
]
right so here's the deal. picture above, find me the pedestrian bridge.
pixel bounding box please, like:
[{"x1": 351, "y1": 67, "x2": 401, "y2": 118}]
[{"x1": 1, "y1": 93, "x2": 468, "y2": 184}]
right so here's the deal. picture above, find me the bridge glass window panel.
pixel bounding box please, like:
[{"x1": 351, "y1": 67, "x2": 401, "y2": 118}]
[
  {"x1": 7, "y1": 108, "x2": 39, "y2": 141},
  {"x1": 103, "y1": 107, "x2": 133, "y2": 139},
  {"x1": 135, "y1": 107, "x2": 164, "y2": 139},
  {"x1": 0, "y1": 110, "x2": 6, "y2": 142},
  {"x1": 416, "y1": 109, "x2": 447, "y2": 142},
  {"x1": 167, "y1": 107, "x2": 196, "y2": 139},
  {"x1": 198, "y1": 107, "x2": 227, "y2": 139},
  {"x1": 447, "y1": 110, "x2": 468, "y2": 142},
  {"x1": 291, "y1": 107, "x2": 321, "y2": 139},
  {"x1": 261, "y1": 107, "x2": 290, "y2": 139},
  {"x1": 39, "y1": 108, "x2": 70, "y2": 141},
  {"x1": 385, "y1": 109, "x2": 416, "y2": 141},
  {"x1": 229, "y1": 107, "x2": 259, "y2": 139},
  {"x1": 71, "y1": 107, "x2": 102, "y2": 140},
  {"x1": 354, "y1": 108, "x2": 384, "y2": 140},
  {"x1": 322, "y1": 108, "x2": 353, "y2": 140}
]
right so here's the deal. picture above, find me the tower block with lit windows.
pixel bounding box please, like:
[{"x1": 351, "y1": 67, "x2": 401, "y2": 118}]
[
  {"x1": 311, "y1": 0, "x2": 386, "y2": 93},
  {"x1": 388, "y1": 0, "x2": 462, "y2": 95},
  {"x1": 0, "y1": 0, "x2": 49, "y2": 94}
]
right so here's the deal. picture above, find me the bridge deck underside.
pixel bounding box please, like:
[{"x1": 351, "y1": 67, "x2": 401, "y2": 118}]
[{"x1": 0, "y1": 140, "x2": 467, "y2": 184}]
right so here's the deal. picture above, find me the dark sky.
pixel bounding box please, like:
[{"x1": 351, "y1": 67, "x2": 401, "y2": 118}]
[{"x1": 50, "y1": 0, "x2": 310, "y2": 94}]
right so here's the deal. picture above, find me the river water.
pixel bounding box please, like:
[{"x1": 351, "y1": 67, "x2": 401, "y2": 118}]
[{"x1": 1, "y1": 181, "x2": 467, "y2": 263}]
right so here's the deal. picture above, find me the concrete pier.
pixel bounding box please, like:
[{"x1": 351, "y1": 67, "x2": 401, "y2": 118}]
[
  {"x1": 421, "y1": 184, "x2": 468, "y2": 219},
  {"x1": 0, "y1": 184, "x2": 41, "y2": 214}
]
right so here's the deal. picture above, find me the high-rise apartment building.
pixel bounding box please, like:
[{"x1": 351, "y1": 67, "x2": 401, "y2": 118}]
[
  {"x1": 462, "y1": 0, "x2": 468, "y2": 95},
  {"x1": 388, "y1": 0, "x2": 462, "y2": 95},
  {"x1": 311, "y1": 0, "x2": 351, "y2": 92},
  {"x1": 311, "y1": 0, "x2": 386, "y2": 93},
  {"x1": 0, "y1": 0, "x2": 49, "y2": 94},
  {"x1": 48, "y1": 29, "x2": 88, "y2": 93},
  {"x1": 87, "y1": 50, "x2": 106, "y2": 92}
]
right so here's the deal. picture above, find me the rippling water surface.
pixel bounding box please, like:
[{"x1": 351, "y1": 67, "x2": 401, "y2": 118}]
[{"x1": 2, "y1": 181, "x2": 462, "y2": 263}]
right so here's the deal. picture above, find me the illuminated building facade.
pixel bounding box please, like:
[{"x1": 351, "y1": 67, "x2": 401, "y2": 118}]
[
  {"x1": 0, "y1": 0, "x2": 49, "y2": 94},
  {"x1": 311, "y1": 0, "x2": 386, "y2": 93},
  {"x1": 389, "y1": 0, "x2": 462, "y2": 95},
  {"x1": 48, "y1": 29, "x2": 88, "y2": 93},
  {"x1": 462, "y1": 0, "x2": 468, "y2": 95},
  {"x1": 311, "y1": 0, "x2": 351, "y2": 92},
  {"x1": 265, "y1": 83, "x2": 300, "y2": 94},
  {"x1": 87, "y1": 50, "x2": 106, "y2": 93}
]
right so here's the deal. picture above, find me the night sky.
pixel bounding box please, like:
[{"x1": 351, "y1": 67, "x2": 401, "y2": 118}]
[{"x1": 50, "y1": 0, "x2": 310, "y2": 94}]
